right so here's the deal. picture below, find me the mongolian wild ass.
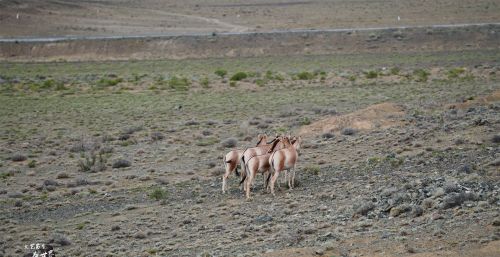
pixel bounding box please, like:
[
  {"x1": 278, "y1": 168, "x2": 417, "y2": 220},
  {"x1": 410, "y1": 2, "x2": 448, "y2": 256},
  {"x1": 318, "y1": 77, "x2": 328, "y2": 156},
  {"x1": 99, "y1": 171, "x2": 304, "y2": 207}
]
[
  {"x1": 239, "y1": 134, "x2": 278, "y2": 187},
  {"x1": 243, "y1": 138, "x2": 286, "y2": 199},
  {"x1": 268, "y1": 135, "x2": 302, "y2": 196},
  {"x1": 222, "y1": 134, "x2": 268, "y2": 193}
]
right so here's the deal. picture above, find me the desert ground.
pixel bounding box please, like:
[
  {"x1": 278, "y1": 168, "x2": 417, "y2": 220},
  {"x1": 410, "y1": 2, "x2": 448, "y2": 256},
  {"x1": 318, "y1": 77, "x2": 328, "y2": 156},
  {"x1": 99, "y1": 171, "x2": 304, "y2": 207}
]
[{"x1": 0, "y1": 1, "x2": 499, "y2": 257}]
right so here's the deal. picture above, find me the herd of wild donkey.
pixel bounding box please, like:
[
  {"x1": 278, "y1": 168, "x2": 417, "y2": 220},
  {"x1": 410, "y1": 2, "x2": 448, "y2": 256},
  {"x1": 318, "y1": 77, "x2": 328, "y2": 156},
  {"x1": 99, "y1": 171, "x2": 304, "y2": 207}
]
[{"x1": 222, "y1": 134, "x2": 302, "y2": 199}]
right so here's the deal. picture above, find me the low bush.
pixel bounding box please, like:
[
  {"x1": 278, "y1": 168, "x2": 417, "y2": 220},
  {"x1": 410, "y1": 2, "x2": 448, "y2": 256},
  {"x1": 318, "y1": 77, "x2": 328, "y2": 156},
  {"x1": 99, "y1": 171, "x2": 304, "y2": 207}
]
[{"x1": 230, "y1": 72, "x2": 248, "y2": 81}]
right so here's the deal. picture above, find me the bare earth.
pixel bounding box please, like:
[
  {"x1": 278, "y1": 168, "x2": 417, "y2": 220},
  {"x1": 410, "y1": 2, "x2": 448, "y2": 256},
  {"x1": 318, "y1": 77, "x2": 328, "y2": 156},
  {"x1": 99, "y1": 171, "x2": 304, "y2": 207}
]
[{"x1": 1, "y1": 0, "x2": 500, "y2": 38}]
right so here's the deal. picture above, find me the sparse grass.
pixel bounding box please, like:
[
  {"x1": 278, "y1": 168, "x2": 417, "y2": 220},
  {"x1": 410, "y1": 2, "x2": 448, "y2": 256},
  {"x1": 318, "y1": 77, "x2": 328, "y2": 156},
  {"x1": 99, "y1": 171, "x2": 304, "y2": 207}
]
[
  {"x1": 168, "y1": 76, "x2": 190, "y2": 91},
  {"x1": 149, "y1": 187, "x2": 168, "y2": 201},
  {"x1": 447, "y1": 67, "x2": 465, "y2": 79},
  {"x1": 147, "y1": 249, "x2": 158, "y2": 255},
  {"x1": 304, "y1": 165, "x2": 320, "y2": 175},
  {"x1": 97, "y1": 77, "x2": 123, "y2": 87},
  {"x1": 0, "y1": 172, "x2": 11, "y2": 180},
  {"x1": 255, "y1": 78, "x2": 266, "y2": 87},
  {"x1": 196, "y1": 137, "x2": 219, "y2": 146},
  {"x1": 413, "y1": 69, "x2": 430, "y2": 82},
  {"x1": 76, "y1": 223, "x2": 85, "y2": 230}
]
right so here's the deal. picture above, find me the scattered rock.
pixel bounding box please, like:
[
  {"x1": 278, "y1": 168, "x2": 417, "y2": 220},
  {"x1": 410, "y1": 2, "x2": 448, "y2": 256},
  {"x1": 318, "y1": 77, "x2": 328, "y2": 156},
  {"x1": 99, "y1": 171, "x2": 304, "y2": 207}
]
[
  {"x1": 56, "y1": 172, "x2": 70, "y2": 179},
  {"x1": 390, "y1": 204, "x2": 411, "y2": 217},
  {"x1": 354, "y1": 202, "x2": 375, "y2": 216},
  {"x1": 255, "y1": 215, "x2": 273, "y2": 223},
  {"x1": 51, "y1": 234, "x2": 71, "y2": 246},
  {"x1": 441, "y1": 192, "x2": 478, "y2": 209},
  {"x1": 134, "y1": 231, "x2": 147, "y2": 239},
  {"x1": 492, "y1": 134, "x2": 500, "y2": 143},
  {"x1": 410, "y1": 205, "x2": 423, "y2": 217},
  {"x1": 43, "y1": 179, "x2": 59, "y2": 187}
]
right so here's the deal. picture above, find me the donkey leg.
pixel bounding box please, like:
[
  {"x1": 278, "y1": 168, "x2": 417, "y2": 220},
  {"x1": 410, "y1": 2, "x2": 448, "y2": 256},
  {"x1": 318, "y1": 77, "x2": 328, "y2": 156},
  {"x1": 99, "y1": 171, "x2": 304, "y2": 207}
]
[
  {"x1": 246, "y1": 171, "x2": 255, "y2": 199},
  {"x1": 222, "y1": 168, "x2": 231, "y2": 193},
  {"x1": 270, "y1": 171, "x2": 280, "y2": 196}
]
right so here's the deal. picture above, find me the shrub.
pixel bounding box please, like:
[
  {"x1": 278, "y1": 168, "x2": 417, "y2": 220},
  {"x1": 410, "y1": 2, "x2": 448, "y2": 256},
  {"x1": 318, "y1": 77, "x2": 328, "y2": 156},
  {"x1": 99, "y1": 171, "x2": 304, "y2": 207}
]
[
  {"x1": 214, "y1": 69, "x2": 227, "y2": 78},
  {"x1": 28, "y1": 160, "x2": 36, "y2": 168},
  {"x1": 11, "y1": 154, "x2": 27, "y2": 162},
  {"x1": 230, "y1": 72, "x2": 248, "y2": 81},
  {"x1": 390, "y1": 67, "x2": 400, "y2": 75},
  {"x1": 341, "y1": 127, "x2": 357, "y2": 135},
  {"x1": 299, "y1": 117, "x2": 311, "y2": 125},
  {"x1": 296, "y1": 71, "x2": 314, "y2": 80},
  {"x1": 149, "y1": 187, "x2": 168, "y2": 200},
  {"x1": 321, "y1": 132, "x2": 335, "y2": 139},
  {"x1": 221, "y1": 138, "x2": 237, "y2": 148},
  {"x1": 265, "y1": 70, "x2": 274, "y2": 80},
  {"x1": 168, "y1": 76, "x2": 190, "y2": 91},
  {"x1": 78, "y1": 152, "x2": 107, "y2": 172},
  {"x1": 413, "y1": 69, "x2": 430, "y2": 82},
  {"x1": 112, "y1": 159, "x2": 131, "y2": 169},
  {"x1": 229, "y1": 81, "x2": 237, "y2": 87},
  {"x1": 151, "y1": 132, "x2": 164, "y2": 141},
  {"x1": 200, "y1": 77, "x2": 210, "y2": 88},
  {"x1": 364, "y1": 70, "x2": 379, "y2": 79},
  {"x1": 97, "y1": 77, "x2": 123, "y2": 87},
  {"x1": 304, "y1": 165, "x2": 320, "y2": 175}
]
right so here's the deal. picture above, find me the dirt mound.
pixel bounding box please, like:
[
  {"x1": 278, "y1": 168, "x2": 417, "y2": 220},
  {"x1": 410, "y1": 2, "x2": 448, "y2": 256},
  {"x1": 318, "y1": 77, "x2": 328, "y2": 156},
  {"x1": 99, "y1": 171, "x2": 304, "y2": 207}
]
[
  {"x1": 447, "y1": 89, "x2": 500, "y2": 110},
  {"x1": 299, "y1": 102, "x2": 406, "y2": 137}
]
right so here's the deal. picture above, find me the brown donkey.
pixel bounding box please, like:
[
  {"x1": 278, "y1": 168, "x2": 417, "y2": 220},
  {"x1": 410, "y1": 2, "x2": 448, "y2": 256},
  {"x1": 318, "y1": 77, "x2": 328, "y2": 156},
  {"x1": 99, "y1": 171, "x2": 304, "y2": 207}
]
[
  {"x1": 222, "y1": 134, "x2": 268, "y2": 193},
  {"x1": 243, "y1": 138, "x2": 285, "y2": 199},
  {"x1": 268, "y1": 136, "x2": 302, "y2": 196}
]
